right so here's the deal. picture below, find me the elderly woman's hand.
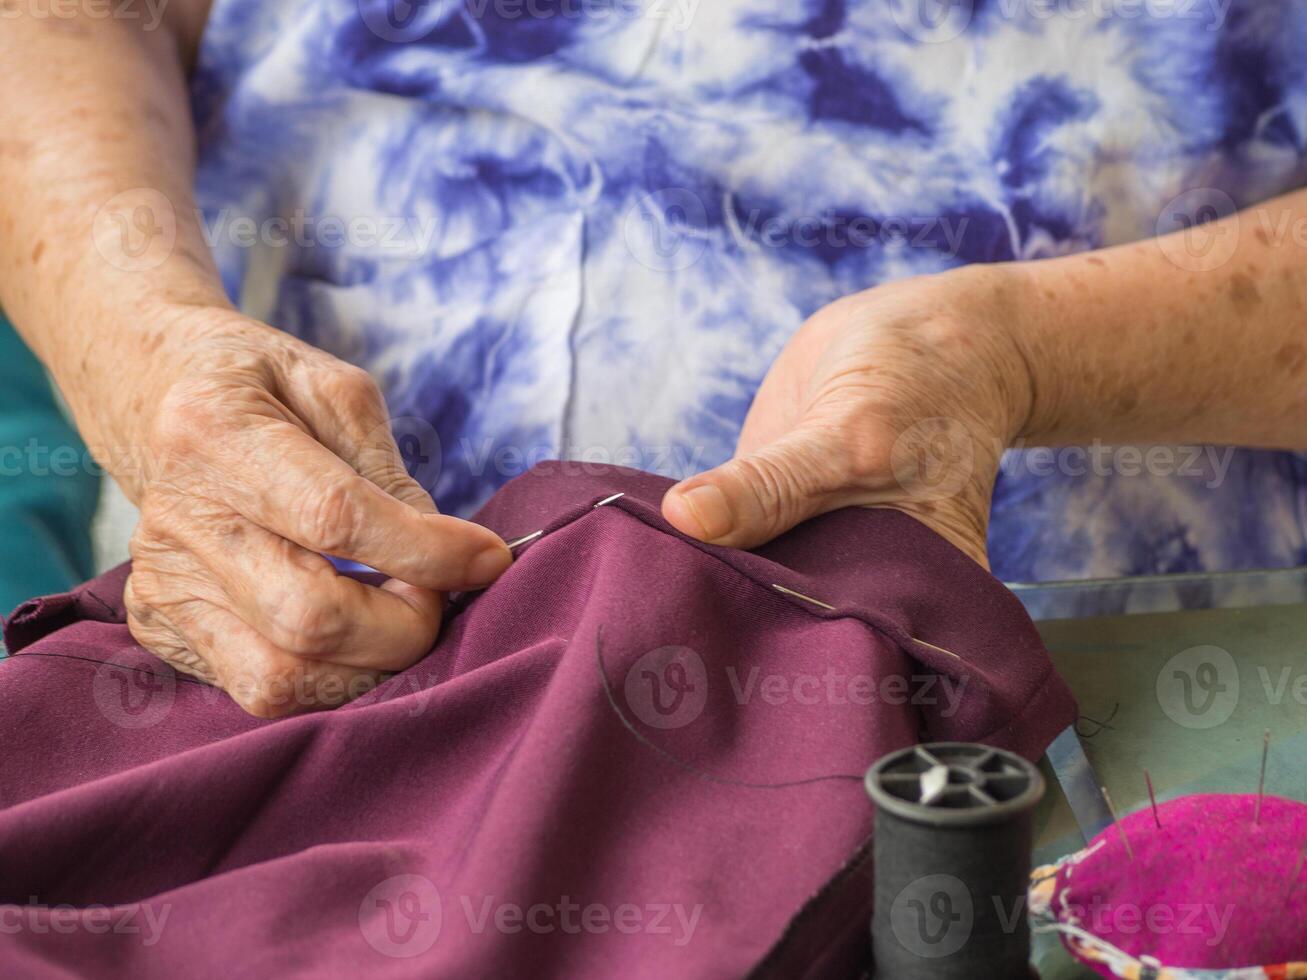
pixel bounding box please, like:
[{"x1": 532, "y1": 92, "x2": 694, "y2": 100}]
[
  {"x1": 661, "y1": 265, "x2": 1032, "y2": 567},
  {"x1": 116, "y1": 306, "x2": 512, "y2": 716}
]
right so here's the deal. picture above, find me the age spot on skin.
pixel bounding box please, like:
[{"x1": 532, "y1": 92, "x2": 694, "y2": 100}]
[
  {"x1": 0, "y1": 140, "x2": 34, "y2": 160},
  {"x1": 1115, "y1": 385, "x2": 1140, "y2": 415},
  {"x1": 30, "y1": 240, "x2": 44, "y2": 264},
  {"x1": 1227, "y1": 272, "x2": 1262, "y2": 315},
  {"x1": 143, "y1": 104, "x2": 171, "y2": 130},
  {"x1": 1087, "y1": 256, "x2": 1105, "y2": 267},
  {"x1": 1254, "y1": 226, "x2": 1271, "y2": 246},
  {"x1": 1275, "y1": 342, "x2": 1306, "y2": 377}
]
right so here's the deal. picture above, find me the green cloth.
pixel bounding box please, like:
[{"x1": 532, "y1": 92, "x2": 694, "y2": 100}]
[{"x1": 0, "y1": 313, "x2": 98, "y2": 627}]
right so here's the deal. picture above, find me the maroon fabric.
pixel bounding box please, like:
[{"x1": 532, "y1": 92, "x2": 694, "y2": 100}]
[{"x1": 0, "y1": 463, "x2": 1076, "y2": 978}]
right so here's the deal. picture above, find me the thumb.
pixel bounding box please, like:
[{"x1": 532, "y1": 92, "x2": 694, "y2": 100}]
[{"x1": 661, "y1": 427, "x2": 857, "y2": 549}]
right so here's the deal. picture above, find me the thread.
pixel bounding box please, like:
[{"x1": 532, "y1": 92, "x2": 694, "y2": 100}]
[
  {"x1": 865, "y1": 743, "x2": 1044, "y2": 979},
  {"x1": 593, "y1": 625, "x2": 865, "y2": 789}
]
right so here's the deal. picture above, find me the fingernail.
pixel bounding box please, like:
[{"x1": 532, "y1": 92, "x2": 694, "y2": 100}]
[
  {"x1": 678, "y1": 484, "x2": 734, "y2": 540},
  {"x1": 467, "y1": 546, "x2": 512, "y2": 586}
]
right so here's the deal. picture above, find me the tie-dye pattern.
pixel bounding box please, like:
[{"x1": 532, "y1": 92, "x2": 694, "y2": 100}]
[{"x1": 190, "y1": 0, "x2": 1307, "y2": 584}]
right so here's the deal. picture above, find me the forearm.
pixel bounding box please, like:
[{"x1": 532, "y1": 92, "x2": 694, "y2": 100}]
[
  {"x1": 1014, "y1": 190, "x2": 1307, "y2": 449},
  {"x1": 0, "y1": 1, "x2": 222, "y2": 471}
]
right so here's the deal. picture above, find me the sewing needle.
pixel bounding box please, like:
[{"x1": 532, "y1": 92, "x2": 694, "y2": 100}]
[
  {"x1": 1144, "y1": 770, "x2": 1161, "y2": 829},
  {"x1": 1101, "y1": 785, "x2": 1134, "y2": 861},
  {"x1": 1254, "y1": 728, "x2": 1270, "y2": 827}
]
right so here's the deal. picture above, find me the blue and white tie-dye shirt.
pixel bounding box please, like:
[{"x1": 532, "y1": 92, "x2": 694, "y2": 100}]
[{"x1": 189, "y1": 0, "x2": 1307, "y2": 584}]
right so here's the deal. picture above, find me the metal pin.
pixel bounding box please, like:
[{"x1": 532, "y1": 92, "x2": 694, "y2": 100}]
[
  {"x1": 1101, "y1": 786, "x2": 1134, "y2": 861},
  {"x1": 1287, "y1": 843, "x2": 1306, "y2": 900},
  {"x1": 505, "y1": 529, "x2": 543, "y2": 550},
  {"x1": 1144, "y1": 770, "x2": 1161, "y2": 829},
  {"x1": 770, "y1": 584, "x2": 834, "y2": 610},
  {"x1": 593, "y1": 492, "x2": 625, "y2": 508},
  {"x1": 911, "y1": 636, "x2": 963, "y2": 661},
  {"x1": 1254, "y1": 728, "x2": 1270, "y2": 826}
]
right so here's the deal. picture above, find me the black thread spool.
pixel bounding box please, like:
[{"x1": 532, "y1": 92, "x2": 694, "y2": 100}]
[{"x1": 864, "y1": 743, "x2": 1045, "y2": 980}]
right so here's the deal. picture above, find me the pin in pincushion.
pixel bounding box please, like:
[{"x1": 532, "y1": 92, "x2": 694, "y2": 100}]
[{"x1": 1029, "y1": 793, "x2": 1307, "y2": 978}]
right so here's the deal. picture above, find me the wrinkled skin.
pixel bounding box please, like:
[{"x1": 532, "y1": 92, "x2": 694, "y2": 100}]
[{"x1": 120, "y1": 308, "x2": 512, "y2": 717}]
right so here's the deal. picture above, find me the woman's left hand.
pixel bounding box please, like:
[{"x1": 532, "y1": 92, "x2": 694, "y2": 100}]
[{"x1": 660, "y1": 264, "x2": 1035, "y2": 567}]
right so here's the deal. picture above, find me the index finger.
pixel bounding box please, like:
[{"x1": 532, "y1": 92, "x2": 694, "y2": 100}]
[{"x1": 215, "y1": 418, "x2": 512, "y2": 590}]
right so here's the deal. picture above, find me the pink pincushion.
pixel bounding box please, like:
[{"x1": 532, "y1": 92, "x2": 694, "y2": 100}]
[{"x1": 1031, "y1": 793, "x2": 1307, "y2": 977}]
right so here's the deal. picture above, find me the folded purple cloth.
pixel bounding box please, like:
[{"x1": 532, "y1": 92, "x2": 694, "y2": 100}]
[{"x1": 0, "y1": 463, "x2": 1075, "y2": 978}]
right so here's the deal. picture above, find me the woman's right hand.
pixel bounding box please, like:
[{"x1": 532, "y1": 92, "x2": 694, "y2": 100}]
[
  {"x1": 0, "y1": 1, "x2": 506, "y2": 715},
  {"x1": 109, "y1": 305, "x2": 512, "y2": 717}
]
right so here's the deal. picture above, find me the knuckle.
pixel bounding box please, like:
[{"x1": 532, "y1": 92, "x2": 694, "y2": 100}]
[
  {"x1": 151, "y1": 380, "x2": 221, "y2": 453},
  {"x1": 131, "y1": 501, "x2": 186, "y2": 553},
  {"x1": 329, "y1": 365, "x2": 384, "y2": 414},
  {"x1": 123, "y1": 567, "x2": 165, "y2": 621},
  {"x1": 294, "y1": 478, "x2": 361, "y2": 554},
  {"x1": 267, "y1": 588, "x2": 346, "y2": 654},
  {"x1": 734, "y1": 453, "x2": 808, "y2": 535},
  {"x1": 226, "y1": 662, "x2": 302, "y2": 718},
  {"x1": 124, "y1": 597, "x2": 166, "y2": 648},
  {"x1": 156, "y1": 644, "x2": 214, "y2": 684},
  {"x1": 231, "y1": 687, "x2": 288, "y2": 719},
  {"x1": 843, "y1": 442, "x2": 892, "y2": 485},
  {"x1": 830, "y1": 418, "x2": 893, "y2": 484}
]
